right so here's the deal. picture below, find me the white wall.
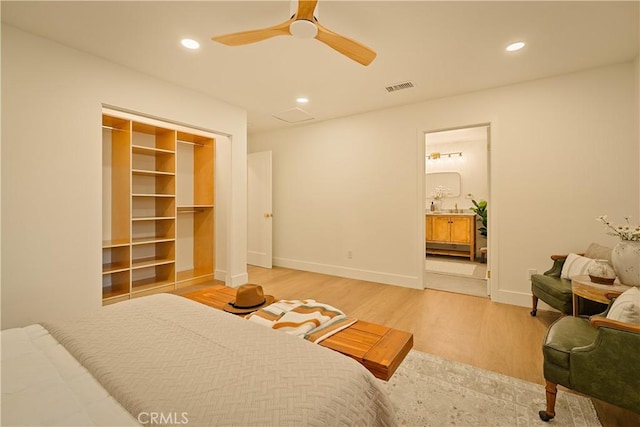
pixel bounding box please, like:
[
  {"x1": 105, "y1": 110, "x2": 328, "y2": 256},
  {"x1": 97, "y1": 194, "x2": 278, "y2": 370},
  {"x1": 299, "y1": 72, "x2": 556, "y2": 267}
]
[
  {"x1": 249, "y1": 61, "x2": 640, "y2": 306},
  {"x1": 1, "y1": 25, "x2": 248, "y2": 329}
]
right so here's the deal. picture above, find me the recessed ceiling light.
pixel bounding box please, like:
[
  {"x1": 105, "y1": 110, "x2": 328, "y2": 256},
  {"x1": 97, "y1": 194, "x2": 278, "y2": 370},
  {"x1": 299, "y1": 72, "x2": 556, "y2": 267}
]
[
  {"x1": 506, "y1": 41, "x2": 525, "y2": 52},
  {"x1": 181, "y1": 38, "x2": 200, "y2": 50},
  {"x1": 296, "y1": 97, "x2": 309, "y2": 104}
]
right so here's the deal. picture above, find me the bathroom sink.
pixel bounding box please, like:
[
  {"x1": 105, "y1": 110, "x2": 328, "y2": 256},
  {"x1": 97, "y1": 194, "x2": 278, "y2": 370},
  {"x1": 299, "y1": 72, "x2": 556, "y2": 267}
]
[{"x1": 426, "y1": 210, "x2": 473, "y2": 215}]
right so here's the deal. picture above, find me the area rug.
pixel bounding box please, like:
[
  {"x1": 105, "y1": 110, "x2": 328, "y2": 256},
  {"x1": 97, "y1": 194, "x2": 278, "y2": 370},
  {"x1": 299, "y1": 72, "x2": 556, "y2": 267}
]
[
  {"x1": 425, "y1": 259, "x2": 479, "y2": 277},
  {"x1": 381, "y1": 350, "x2": 601, "y2": 426}
]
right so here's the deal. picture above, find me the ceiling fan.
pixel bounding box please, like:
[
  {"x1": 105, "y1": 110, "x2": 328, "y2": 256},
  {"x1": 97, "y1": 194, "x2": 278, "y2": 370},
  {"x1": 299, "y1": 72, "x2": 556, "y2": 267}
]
[{"x1": 211, "y1": 0, "x2": 376, "y2": 66}]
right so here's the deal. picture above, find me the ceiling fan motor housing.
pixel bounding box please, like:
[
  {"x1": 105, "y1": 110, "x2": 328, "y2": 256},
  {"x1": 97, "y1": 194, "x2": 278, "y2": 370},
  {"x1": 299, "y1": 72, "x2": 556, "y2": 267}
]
[{"x1": 290, "y1": 19, "x2": 318, "y2": 38}]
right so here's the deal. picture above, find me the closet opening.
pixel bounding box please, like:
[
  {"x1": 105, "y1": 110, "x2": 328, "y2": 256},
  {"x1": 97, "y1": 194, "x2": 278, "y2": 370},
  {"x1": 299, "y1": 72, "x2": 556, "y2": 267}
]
[{"x1": 423, "y1": 125, "x2": 490, "y2": 298}]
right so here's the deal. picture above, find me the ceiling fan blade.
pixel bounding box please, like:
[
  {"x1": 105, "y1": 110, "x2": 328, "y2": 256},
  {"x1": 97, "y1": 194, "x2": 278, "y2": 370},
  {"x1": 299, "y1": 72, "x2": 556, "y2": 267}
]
[
  {"x1": 295, "y1": 0, "x2": 318, "y2": 20},
  {"x1": 212, "y1": 18, "x2": 293, "y2": 46},
  {"x1": 315, "y1": 22, "x2": 376, "y2": 66}
]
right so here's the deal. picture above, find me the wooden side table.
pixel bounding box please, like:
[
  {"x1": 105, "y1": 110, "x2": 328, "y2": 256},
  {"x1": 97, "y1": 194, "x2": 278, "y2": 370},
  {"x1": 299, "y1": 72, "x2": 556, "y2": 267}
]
[{"x1": 571, "y1": 275, "x2": 631, "y2": 316}]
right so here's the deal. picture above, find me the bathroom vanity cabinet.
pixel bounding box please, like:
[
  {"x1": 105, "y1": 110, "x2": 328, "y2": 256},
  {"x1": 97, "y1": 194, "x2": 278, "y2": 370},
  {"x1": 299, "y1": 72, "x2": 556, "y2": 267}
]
[{"x1": 425, "y1": 213, "x2": 476, "y2": 261}]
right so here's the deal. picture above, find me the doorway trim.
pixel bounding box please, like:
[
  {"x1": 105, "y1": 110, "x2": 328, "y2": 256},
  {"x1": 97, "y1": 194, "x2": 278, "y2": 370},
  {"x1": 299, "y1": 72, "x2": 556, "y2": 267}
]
[{"x1": 417, "y1": 123, "x2": 494, "y2": 298}]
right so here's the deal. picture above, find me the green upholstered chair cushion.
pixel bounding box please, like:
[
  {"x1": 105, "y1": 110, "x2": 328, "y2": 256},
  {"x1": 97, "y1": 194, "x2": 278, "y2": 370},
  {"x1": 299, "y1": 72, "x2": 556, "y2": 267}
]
[
  {"x1": 531, "y1": 274, "x2": 573, "y2": 314},
  {"x1": 542, "y1": 316, "x2": 597, "y2": 370},
  {"x1": 532, "y1": 275, "x2": 572, "y2": 299}
]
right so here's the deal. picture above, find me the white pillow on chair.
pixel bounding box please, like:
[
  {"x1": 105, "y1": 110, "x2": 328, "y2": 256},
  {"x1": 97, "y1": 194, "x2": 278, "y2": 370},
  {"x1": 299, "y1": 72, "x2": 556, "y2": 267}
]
[
  {"x1": 560, "y1": 253, "x2": 595, "y2": 279},
  {"x1": 606, "y1": 287, "x2": 640, "y2": 325}
]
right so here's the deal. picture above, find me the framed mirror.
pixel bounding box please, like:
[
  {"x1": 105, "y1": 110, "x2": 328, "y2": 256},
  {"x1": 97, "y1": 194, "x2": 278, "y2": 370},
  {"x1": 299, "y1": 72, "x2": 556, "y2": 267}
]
[{"x1": 426, "y1": 172, "x2": 461, "y2": 198}]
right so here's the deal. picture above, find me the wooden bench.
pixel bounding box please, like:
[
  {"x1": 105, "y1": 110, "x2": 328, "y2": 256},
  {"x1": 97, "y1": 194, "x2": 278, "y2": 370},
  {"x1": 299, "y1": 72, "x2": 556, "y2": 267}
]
[{"x1": 182, "y1": 285, "x2": 413, "y2": 380}]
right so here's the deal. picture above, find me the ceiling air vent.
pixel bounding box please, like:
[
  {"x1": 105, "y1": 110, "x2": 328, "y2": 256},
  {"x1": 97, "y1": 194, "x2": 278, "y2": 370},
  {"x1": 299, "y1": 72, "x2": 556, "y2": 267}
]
[
  {"x1": 385, "y1": 81, "x2": 415, "y2": 93},
  {"x1": 272, "y1": 107, "x2": 314, "y2": 124}
]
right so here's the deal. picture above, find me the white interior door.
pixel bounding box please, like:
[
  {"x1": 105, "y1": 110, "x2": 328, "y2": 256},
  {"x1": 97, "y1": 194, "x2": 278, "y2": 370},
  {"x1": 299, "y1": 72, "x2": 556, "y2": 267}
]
[{"x1": 247, "y1": 151, "x2": 273, "y2": 268}]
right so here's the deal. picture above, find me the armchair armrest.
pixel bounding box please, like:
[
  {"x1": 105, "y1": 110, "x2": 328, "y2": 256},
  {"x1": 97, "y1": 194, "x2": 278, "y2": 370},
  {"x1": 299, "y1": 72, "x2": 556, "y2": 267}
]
[
  {"x1": 590, "y1": 317, "x2": 640, "y2": 334},
  {"x1": 544, "y1": 253, "x2": 585, "y2": 277},
  {"x1": 544, "y1": 255, "x2": 568, "y2": 277},
  {"x1": 571, "y1": 317, "x2": 640, "y2": 412}
]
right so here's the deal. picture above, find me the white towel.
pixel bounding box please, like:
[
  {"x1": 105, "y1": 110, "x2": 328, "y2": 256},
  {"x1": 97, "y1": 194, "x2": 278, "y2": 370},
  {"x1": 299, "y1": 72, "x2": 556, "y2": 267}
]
[{"x1": 245, "y1": 300, "x2": 357, "y2": 343}]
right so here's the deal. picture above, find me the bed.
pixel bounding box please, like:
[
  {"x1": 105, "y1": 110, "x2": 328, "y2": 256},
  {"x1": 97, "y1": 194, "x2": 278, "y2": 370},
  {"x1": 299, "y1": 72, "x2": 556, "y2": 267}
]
[{"x1": 1, "y1": 293, "x2": 396, "y2": 426}]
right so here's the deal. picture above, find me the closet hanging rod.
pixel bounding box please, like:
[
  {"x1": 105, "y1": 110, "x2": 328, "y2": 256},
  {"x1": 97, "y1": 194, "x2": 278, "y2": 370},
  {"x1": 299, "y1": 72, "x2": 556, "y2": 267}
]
[
  {"x1": 178, "y1": 210, "x2": 203, "y2": 214},
  {"x1": 177, "y1": 139, "x2": 205, "y2": 147}
]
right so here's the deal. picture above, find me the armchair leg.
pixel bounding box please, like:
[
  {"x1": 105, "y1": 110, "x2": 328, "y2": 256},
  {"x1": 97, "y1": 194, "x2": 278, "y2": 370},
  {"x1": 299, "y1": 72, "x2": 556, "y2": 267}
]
[
  {"x1": 530, "y1": 295, "x2": 538, "y2": 317},
  {"x1": 539, "y1": 380, "x2": 557, "y2": 422}
]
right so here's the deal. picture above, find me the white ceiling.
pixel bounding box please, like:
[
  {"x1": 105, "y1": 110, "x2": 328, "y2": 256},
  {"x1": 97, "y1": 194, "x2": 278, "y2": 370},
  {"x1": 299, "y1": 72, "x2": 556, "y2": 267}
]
[{"x1": 2, "y1": 1, "x2": 638, "y2": 134}]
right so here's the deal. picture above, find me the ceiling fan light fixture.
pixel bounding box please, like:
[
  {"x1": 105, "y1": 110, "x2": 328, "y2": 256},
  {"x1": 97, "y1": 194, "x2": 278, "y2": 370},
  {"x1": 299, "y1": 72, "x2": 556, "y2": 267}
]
[{"x1": 290, "y1": 20, "x2": 318, "y2": 39}]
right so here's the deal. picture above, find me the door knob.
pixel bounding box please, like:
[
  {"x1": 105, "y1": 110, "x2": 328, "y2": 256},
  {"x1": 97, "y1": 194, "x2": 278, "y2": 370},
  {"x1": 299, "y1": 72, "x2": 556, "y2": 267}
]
[{"x1": 264, "y1": 213, "x2": 273, "y2": 218}]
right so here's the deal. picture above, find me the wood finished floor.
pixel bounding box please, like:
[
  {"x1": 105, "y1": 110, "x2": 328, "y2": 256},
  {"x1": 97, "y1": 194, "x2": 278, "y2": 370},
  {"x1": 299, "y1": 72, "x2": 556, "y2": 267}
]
[{"x1": 173, "y1": 265, "x2": 639, "y2": 426}]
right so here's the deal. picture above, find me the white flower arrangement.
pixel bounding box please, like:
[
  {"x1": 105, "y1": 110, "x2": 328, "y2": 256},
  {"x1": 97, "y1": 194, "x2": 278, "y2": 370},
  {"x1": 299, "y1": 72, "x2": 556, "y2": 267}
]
[
  {"x1": 597, "y1": 215, "x2": 640, "y2": 241},
  {"x1": 431, "y1": 185, "x2": 450, "y2": 200}
]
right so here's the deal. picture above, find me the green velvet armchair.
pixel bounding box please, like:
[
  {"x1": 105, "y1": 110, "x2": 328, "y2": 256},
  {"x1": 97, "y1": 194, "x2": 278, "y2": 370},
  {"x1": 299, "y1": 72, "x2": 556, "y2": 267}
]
[
  {"x1": 539, "y1": 304, "x2": 640, "y2": 421},
  {"x1": 530, "y1": 254, "x2": 606, "y2": 317},
  {"x1": 531, "y1": 255, "x2": 573, "y2": 316}
]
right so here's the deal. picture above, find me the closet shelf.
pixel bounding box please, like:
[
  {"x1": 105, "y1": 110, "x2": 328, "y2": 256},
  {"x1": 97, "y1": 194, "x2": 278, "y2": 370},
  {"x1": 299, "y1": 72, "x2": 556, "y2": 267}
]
[
  {"x1": 131, "y1": 216, "x2": 176, "y2": 221},
  {"x1": 131, "y1": 257, "x2": 175, "y2": 270},
  {"x1": 178, "y1": 204, "x2": 214, "y2": 209},
  {"x1": 103, "y1": 286, "x2": 130, "y2": 300},
  {"x1": 102, "y1": 239, "x2": 130, "y2": 249},
  {"x1": 132, "y1": 193, "x2": 176, "y2": 198},
  {"x1": 132, "y1": 169, "x2": 175, "y2": 176},
  {"x1": 102, "y1": 262, "x2": 130, "y2": 274},
  {"x1": 132, "y1": 144, "x2": 175, "y2": 155},
  {"x1": 131, "y1": 278, "x2": 174, "y2": 293},
  {"x1": 131, "y1": 237, "x2": 175, "y2": 245}
]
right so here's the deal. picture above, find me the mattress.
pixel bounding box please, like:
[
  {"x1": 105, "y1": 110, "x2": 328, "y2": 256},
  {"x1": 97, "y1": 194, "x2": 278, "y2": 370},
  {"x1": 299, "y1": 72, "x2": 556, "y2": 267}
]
[
  {"x1": 1, "y1": 324, "x2": 139, "y2": 426},
  {"x1": 41, "y1": 293, "x2": 396, "y2": 426}
]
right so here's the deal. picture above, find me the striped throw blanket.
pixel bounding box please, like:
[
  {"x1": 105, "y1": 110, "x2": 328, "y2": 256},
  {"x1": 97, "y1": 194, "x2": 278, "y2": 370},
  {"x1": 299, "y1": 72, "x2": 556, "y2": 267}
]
[{"x1": 245, "y1": 299, "x2": 357, "y2": 343}]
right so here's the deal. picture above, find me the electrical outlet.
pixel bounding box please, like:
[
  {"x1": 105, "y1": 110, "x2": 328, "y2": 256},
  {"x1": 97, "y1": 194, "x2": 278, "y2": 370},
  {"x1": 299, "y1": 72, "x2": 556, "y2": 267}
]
[
  {"x1": 527, "y1": 268, "x2": 537, "y2": 280},
  {"x1": 347, "y1": 250, "x2": 353, "y2": 259}
]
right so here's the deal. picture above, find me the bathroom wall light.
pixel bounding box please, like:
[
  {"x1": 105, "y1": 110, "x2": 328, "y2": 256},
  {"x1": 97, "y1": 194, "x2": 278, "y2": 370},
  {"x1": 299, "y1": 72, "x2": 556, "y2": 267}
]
[{"x1": 427, "y1": 151, "x2": 462, "y2": 160}]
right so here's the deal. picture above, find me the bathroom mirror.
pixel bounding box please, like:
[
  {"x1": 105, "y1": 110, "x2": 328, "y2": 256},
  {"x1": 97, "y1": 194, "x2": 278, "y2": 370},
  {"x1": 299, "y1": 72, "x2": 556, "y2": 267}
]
[{"x1": 426, "y1": 172, "x2": 461, "y2": 198}]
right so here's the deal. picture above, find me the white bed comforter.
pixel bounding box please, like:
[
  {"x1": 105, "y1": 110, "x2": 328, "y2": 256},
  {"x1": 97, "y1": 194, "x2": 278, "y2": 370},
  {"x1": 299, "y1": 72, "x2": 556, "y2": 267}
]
[
  {"x1": 1, "y1": 324, "x2": 139, "y2": 426},
  {"x1": 42, "y1": 293, "x2": 396, "y2": 427}
]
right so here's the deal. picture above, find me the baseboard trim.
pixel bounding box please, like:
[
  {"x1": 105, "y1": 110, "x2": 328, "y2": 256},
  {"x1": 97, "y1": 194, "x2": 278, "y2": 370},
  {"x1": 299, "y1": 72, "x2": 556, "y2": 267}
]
[
  {"x1": 273, "y1": 257, "x2": 421, "y2": 289},
  {"x1": 214, "y1": 269, "x2": 249, "y2": 288},
  {"x1": 490, "y1": 287, "x2": 557, "y2": 312},
  {"x1": 214, "y1": 269, "x2": 226, "y2": 282},
  {"x1": 228, "y1": 272, "x2": 249, "y2": 288}
]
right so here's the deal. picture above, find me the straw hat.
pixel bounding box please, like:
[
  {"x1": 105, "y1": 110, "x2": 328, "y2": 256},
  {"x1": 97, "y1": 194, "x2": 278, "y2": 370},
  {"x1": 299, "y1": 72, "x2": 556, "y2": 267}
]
[{"x1": 224, "y1": 284, "x2": 275, "y2": 314}]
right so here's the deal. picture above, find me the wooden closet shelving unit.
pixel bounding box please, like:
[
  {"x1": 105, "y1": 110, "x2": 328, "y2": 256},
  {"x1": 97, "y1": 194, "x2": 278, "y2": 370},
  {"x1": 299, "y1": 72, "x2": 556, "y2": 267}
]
[{"x1": 102, "y1": 112, "x2": 215, "y2": 305}]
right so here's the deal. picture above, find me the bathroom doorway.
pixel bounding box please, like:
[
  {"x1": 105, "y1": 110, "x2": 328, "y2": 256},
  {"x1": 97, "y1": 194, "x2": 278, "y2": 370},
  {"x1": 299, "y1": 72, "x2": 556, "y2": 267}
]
[{"x1": 423, "y1": 125, "x2": 489, "y2": 297}]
